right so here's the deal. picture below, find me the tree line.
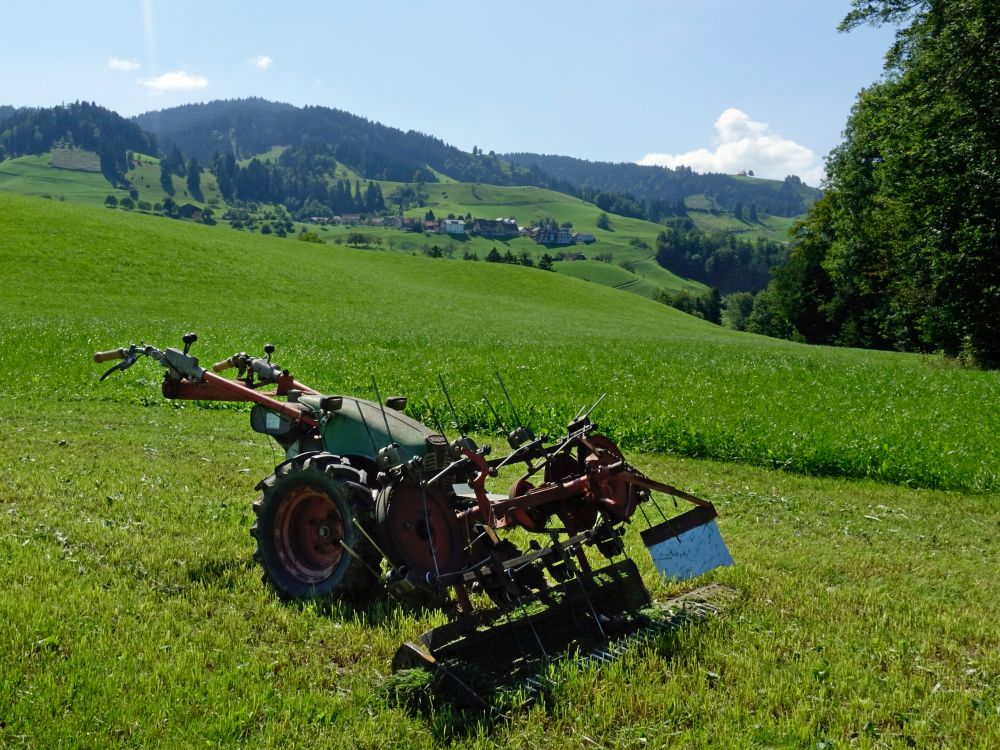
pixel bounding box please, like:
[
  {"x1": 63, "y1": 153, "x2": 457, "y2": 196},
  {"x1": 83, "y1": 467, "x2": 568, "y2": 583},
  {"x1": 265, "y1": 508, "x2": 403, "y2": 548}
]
[
  {"x1": 0, "y1": 102, "x2": 155, "y2": 185},
  {"x1": 208, "y1": 147, "x2": 387, "y2": 218},
  {"x1": 758, "y1": 0, "x2": 1000, "y2": 366},
  {"x1": 654, "y1": 219, "x2": 788, "y2": 294},
  {"x1": 506, "y1": 152, "x2": 821, "y2": 218},
  {"x1": 133, "y1": 99, "x2": 575, "y2": 192}
]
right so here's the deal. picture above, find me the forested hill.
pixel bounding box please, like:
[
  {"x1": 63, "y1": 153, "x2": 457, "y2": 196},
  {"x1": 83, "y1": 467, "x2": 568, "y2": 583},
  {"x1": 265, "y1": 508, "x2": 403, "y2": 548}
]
[
  {"x1": 0, "y1": 102, "x2": 155, "y2": 184},
  {"x1": 134, "y1": 98, "x2": 569, "y2": 189},
  {"x1": 0, "y1": 106, "x2": 16, "y2": 126},
  {"x1": 505, "y1": 152, "x2": 821, "y2": 218}
]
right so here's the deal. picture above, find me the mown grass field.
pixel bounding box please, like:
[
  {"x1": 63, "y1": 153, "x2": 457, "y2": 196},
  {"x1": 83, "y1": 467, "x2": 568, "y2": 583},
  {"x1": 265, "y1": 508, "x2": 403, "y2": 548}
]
[
  {"x1": 0, "y1": 153, "x2": 117, "y2": 207},
  {"x1": 0, "y1": 150, "x2": 223, "y2": 211},
  {"x1": 1, "y1": 192, "x2": 998, "y2": 747}
]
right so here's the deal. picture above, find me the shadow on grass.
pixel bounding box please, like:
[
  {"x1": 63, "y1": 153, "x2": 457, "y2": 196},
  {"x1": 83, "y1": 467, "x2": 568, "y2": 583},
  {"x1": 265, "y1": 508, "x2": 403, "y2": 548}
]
[
  {"x1": 378, "y1": 587, "x2": 736, "y2": 742},
  {"x1": 185, "y1": 556, "x2": 255, "y2": 589}
]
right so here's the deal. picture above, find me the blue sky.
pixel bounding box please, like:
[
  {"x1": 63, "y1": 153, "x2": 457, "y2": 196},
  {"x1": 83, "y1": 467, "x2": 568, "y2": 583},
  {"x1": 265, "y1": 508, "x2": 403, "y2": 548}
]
[{"x1": 2, "y1": 1, "x2": 897, "y2": 186}]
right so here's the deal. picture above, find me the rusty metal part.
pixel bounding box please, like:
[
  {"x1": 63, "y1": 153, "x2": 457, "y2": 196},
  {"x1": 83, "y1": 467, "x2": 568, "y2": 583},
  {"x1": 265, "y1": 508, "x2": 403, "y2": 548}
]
[
  {"x1": 272, "y1": 485, "x2": 346, "y2": 583},
  {"x1": 163, "y1": 372, "x2": 318, "y2": 428},
  {"x1": 376, "y1": 479, "x2": 467, "y2": 577}
]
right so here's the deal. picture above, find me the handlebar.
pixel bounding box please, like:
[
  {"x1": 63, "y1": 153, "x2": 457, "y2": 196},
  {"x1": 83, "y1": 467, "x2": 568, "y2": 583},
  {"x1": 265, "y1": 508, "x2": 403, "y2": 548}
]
[
  {"x1": 210, "y1": 352, "x2": 282, "y2": 383},
  {"x1": 93, "y1": 348, "x2": 128, "y2": 363},
  {"x1": 97, "y1": 341, "x2": 285, "y2": 389}
]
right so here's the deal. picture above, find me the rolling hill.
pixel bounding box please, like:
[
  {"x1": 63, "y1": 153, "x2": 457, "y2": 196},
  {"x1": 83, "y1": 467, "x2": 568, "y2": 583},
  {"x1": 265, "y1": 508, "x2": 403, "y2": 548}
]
[{"x1": 1, "y1": 100, "x2": 805, "y2": 302}]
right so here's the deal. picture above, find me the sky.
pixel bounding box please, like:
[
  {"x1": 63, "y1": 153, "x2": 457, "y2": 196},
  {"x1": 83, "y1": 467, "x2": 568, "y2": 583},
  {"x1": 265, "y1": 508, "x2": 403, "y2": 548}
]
[{"x1": 1, "y1": 1, "x2": 899, "y2": 187}]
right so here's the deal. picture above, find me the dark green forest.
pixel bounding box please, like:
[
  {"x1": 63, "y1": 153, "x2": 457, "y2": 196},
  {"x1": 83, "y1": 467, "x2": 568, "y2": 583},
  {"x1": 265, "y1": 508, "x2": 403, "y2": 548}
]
[
  {"x1": 505, "y1": 152, "x2": 821, "y2": 218},
  {"x1": 134, "y1": 99, "x2": 568, "y2": 189},
  {"x1": 656, "y1": 219, "x2": 788, "y2": 294},
  {"x1": 767, "y1": 0, "x2": 999, "y2": 365}
]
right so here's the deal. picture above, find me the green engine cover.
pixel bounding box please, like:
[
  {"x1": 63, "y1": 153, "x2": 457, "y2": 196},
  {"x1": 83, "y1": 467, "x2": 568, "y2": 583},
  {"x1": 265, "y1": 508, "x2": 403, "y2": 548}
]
[{"x1": 319, "y1": 396, "x2": 435, "y2": 465}]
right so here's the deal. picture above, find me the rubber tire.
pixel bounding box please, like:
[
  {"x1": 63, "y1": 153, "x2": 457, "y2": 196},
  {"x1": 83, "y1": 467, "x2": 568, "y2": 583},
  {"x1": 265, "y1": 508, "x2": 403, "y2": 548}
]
[{"x1": 251, "y1": 454, "x2": 380, "y2": 601}]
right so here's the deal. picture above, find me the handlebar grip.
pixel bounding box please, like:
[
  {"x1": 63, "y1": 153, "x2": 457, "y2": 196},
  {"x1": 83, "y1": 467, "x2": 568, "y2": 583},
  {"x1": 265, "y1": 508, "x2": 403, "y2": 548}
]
[
  {"x1": 94, "y1": 348, "x2": 128, "y2": 363},
  {"x1": 212, "y1": 358, "x2": 236, "y2": 373}
]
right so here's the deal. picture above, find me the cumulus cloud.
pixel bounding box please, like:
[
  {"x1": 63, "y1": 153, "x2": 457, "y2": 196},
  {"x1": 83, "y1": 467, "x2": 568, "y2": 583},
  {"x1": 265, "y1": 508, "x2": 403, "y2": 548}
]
[
  {"x1": 253, "y1": 55, "x2": 273, "y2": 70},
  {"x1": 108, "y1": 57, "x2": 140, "y2": 72},
  {"x1": 138, "y1": 71, "x2": 208, "y2": 92},
  {"x1": 639, "y1": 108, "x2": 823, "y2": 186}
]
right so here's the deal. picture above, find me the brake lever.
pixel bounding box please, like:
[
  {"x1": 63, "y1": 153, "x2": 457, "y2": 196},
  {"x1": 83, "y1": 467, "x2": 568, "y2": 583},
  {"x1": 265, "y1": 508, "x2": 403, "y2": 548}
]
[{"x1": 99, "y1": 353, "x2": 138, "y2": 381}]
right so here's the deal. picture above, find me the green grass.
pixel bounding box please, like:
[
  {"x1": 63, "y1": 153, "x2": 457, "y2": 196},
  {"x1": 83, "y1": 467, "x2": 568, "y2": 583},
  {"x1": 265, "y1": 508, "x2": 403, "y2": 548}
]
[
  {"x1": 0, "y1": 154, "x2": 118, "y2": 206},
  {"x1": 0, "y1": 192, "x2": 998, "y2": 747},
  {"x1": 0, "y1": 152, "x2": 223, "y2": 211},
  {"x1": 688, "y1": 210, "x2": 798, "y2": 244},
  {"x1": 49, "y1": 146, "x2": 101, "y2": 172},
  {"x1": 1, "y1": 403, "x2": 997, "y2": 748},
  {"x1": 2, "y1": 192, "x2": 997, "y2": 493}
]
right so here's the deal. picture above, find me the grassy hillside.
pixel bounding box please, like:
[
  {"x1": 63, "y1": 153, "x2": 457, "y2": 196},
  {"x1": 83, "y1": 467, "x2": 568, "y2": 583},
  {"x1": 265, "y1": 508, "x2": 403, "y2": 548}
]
[
  {"x1": 0, "y1": 150, "x2": 224, "y2": 210},
  {"x1": 0, "y1": 193, "x2": 997, "y2": 748},
  {"x1": 382, "y1": 181, "x2": 716, "y2": 295},
  {"x1": 0, "y1": 152, "x2": 117, "y2": 206},
  {"x1": 0, "y1": 145, "x2": 798, "y2": 299},
  {"x1": 2, "y1": 191, "x2": 997, "y2": 491}
]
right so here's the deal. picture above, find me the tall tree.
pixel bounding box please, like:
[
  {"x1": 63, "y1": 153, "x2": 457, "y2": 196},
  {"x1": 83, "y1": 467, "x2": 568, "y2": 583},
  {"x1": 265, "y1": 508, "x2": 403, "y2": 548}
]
[
  {"x1": 186, "y1": 157, "x2": 203, "y2": 201},
  {"x1": 773, "y1": 0, "x2": 1000, "y2": 364}
]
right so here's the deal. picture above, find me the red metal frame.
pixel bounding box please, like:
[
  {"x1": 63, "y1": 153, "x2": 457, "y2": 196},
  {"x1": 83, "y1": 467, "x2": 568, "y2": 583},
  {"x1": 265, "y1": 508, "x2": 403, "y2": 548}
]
[{"x1": 162, "y1": 372, "x2": 319, "y2": 429}]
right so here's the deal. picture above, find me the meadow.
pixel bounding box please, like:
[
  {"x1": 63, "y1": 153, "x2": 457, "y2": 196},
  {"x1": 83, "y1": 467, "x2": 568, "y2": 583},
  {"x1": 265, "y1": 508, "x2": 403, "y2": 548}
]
[
  {"x1": 1, "y1": 147, "x2": 792, "y2": 300},
  {"x1": 1, "y1": 193, "x2": 998, "y2": 747}
]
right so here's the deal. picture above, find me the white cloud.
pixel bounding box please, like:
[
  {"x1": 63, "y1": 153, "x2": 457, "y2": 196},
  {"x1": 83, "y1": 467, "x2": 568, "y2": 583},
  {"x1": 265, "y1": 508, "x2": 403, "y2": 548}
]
[
  {"x1": 138, "y1": 71, "x2": 208, "y2": 92},
  {"x1": 639, "y1": 108, "x2": 823, "y2": 186},
  {"x1": 254, "y1": 55, "x2": 273, "y2": 70},
  {"x1": 108, "y1": 57, "x2": 140, "y2": 72}
]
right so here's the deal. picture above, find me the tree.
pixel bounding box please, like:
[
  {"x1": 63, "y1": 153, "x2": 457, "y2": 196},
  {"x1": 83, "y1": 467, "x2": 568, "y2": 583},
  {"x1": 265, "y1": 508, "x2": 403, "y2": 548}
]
[
  {"x1": 596, "y1": 212, "x2": 610, "y2": 230},
  {"x1": 745, "y1": 290, "x2": 794, "y2": 338},
  {"x1": 159, "y1": 159, "x2": 175, "y2": 196},
  {"x1": 721, "y1": 292, "x2": 755, "y2": 330},
  {"x1": 538, "y1": 253, "x2": 555, "y2": 271},
  {"x1": 186, "y1": 158, "x2": 203, "y2": 202},
  {"x1": 299, "y1": 231, "x2": 325, "y2": 244},
  {"x1": 776, "y1": 0, "x2": 1000, "y2": 364},
  {"x1": 424, "y1": 209, "x2": 435, "y2": 221},
  {"x1": 119, "y1": 196, "x2": 135, "y2": 210},
  {"x1": 104, "y1": 194, "x2": 118, "y2": 208}
]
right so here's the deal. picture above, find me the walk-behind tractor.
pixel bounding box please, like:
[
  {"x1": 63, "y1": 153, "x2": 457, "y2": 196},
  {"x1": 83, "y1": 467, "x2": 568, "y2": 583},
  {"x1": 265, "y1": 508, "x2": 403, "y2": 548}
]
[{"x1": 95, "y1": 334, "x2": 733, "y2": 700}]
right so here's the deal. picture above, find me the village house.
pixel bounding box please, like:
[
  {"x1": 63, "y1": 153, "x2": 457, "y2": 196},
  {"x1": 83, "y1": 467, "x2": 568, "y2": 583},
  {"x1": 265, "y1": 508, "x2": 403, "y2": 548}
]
[
  {"x1": 573, "y1": 232, "x2": 596, "y2": 244},
  {"x1": 473, "y1": 218, "x2": 519, "y2": 240},
  {"x1": 177, "y1": 203, "x2": 203, "y2": 221},
  {"x1": 439, "y1": 218, "x2": 466, "y2": 235},
  {"x1": 533, "y1": 226, "x2": 575, "y2": 246}
]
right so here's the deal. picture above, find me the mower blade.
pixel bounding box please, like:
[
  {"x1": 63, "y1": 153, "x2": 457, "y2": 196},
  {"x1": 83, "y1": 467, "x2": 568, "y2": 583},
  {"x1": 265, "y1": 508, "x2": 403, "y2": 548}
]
[{"x1": 640, "y1": 505, "x2": 734, "y2": 581}]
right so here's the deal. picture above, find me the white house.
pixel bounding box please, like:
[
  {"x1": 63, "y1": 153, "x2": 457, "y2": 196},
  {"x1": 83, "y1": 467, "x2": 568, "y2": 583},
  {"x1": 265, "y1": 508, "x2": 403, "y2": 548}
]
[{"x1": 440, "y1": 219, "x2": 466, "y2": 235}]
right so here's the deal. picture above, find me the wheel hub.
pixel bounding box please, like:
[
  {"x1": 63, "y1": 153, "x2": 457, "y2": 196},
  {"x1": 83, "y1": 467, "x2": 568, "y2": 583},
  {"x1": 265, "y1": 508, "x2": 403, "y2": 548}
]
[{"x1": 274, "y1": 485, "x2": 345, "y2": 583}]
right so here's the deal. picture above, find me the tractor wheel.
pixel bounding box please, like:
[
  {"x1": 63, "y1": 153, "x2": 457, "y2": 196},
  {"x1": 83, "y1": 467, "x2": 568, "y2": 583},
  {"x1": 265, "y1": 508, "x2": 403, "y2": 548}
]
[{"x1": 250, "y1": 454, "x2": 381, "y2": 601}]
